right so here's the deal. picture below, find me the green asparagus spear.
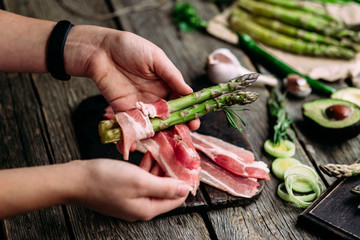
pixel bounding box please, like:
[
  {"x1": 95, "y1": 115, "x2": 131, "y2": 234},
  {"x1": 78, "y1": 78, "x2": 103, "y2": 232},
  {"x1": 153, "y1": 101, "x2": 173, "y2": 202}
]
[
  {"x1": 250, "y1": 15, "x2": 359, "y2": 52},
  {"x1": 319, "y1": 163, "x2": 360, "y2": 178},
  {"x1": 258, "y1": 0, "x2": 342, "y2": 23},
  {"x1": 237, "y1": 0, "x2": 360, "y2": 43},
  {"x1": 229, "y1": 9, "x2": 356, "y2": 59},
  {"x1": 100, "y1": 91, "x2": 259, "y2": 143},
  {"x1": 167, "y1": 73, "x2": 259, "y2": 112}
]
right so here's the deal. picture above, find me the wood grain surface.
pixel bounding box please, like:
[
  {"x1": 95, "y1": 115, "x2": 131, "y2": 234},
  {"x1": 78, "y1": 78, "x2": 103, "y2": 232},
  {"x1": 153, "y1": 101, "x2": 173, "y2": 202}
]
[{"x1": 1, "y1": 0, "x2": 359, "y2": 239}]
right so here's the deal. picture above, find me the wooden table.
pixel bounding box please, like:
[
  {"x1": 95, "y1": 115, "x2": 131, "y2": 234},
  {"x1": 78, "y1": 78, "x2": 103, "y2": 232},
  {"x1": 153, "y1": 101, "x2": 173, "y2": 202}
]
[{"x1": 1, "y1": 0, "x2": 359, "y2": 239}]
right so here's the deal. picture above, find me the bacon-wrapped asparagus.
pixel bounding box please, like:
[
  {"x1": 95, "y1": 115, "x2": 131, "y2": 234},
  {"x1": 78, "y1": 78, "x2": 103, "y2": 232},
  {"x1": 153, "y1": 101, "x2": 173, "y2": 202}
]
[{"x1": 99, "y1": 90, "x2": 259, "y2": 144}]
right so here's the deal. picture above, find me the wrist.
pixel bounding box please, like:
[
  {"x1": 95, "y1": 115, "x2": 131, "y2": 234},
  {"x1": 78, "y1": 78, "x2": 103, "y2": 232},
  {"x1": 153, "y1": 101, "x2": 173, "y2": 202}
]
[
  {"x1": 47, "y1": 20, "x2": 74, "y2": 80},
  {"x1": 59, "y1": 160, "x2": 88, "y2": 205},
  {"x1": 63, "y1": 25, "x2": 107, "y2": 78}
]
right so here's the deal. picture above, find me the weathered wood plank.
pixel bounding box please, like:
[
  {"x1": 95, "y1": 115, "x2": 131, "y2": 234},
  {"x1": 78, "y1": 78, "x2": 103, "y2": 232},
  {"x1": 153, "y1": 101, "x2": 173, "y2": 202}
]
[
  {"x1": 0, "y1": 72, "x2": 71, "y2": 239},
  {"x1": 4, "y1": 0, "x2": 358, "y2": 239},
  {"x1": 2, "y1": 1, "x2": 118, "y2": 240},
  {"x1": 65, "y1": 208, "x2": 210, "y2": 240},
  {"x1": 3, "y1": 1, "x2": 213, "y2": 239}
]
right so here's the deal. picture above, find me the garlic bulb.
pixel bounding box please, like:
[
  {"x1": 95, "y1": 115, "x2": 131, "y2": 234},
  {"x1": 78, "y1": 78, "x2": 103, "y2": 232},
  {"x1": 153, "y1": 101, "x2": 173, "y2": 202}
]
[
  {"x1": 285, "y1": 74, "x2": 312, "y2": 98},
  {"x1": 207, "y1": 48, "x2": 278, "y2": 86}
]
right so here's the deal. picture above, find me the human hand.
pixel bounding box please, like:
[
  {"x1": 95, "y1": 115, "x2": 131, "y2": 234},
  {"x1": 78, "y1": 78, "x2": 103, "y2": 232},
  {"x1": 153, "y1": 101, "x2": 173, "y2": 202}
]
[
  {"x1": 71, "y1": 154, "x2": 190, "y2": 221},
  {"x1": 65, "y1": 26, "x2": 200, "y2": 130}
]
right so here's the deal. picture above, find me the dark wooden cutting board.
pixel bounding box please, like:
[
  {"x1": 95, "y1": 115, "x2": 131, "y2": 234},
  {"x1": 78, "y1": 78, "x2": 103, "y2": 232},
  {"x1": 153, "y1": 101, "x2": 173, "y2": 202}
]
[
  {"x1": 298, "y1": 170, "x2": 360, "y2": 240},
  {"x1": 72, "y1": 95, "x2": 265, "y2": 214}
]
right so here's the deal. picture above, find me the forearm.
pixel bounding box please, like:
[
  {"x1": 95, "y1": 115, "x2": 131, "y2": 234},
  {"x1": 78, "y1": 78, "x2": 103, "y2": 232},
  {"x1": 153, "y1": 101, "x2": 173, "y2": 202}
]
[
  {"x1": 0, "y1": 10, "x2": 117, "y2": 78},
  {"x1": 0, "y1": 10, "x2": 55, "y2": 73},
  {"x1": 0, "y1": 161, "x2": 84, "y2": 219}
]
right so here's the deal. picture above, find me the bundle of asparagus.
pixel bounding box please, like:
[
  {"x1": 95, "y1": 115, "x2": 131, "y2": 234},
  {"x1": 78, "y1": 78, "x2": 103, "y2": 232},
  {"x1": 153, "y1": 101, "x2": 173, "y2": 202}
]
[
  {"x1": 99, "y1": 73, "x2": 260, "y2": 144},
  {"x1": 229, "y1": 0, "x2": 360, "y2": 59}
]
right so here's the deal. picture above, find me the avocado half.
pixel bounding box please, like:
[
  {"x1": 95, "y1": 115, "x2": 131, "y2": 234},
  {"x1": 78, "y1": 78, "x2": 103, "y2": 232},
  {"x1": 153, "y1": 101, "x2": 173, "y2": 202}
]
[
  {"x1": 331, "y1": 87, "x2": 360, "y2": 107},
  {"x1": 302, "y1": 98, "x2": 360, "y2": 139}
]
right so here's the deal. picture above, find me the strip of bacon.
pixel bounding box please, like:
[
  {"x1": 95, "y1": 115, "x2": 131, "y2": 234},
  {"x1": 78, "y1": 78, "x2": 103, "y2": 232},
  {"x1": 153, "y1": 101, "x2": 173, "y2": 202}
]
[
  {"x1": 139, "y1": 125, "x2": 201, "y2": 194},
  {"x1": 191, "y1": 132, "x2": 270, "y2": 180},
  {"x1": 199, "y1": 153, "x2": 260, "y2": 198},
  {"x1": 135, "y1": 99, "x2": 170, "y2": 120},
  {"x1": 104, "y1": 98, "x2": 170, "y2": 120},
  {"x1": 115, "y1": 109, "x2": 154, "y2": 160}
]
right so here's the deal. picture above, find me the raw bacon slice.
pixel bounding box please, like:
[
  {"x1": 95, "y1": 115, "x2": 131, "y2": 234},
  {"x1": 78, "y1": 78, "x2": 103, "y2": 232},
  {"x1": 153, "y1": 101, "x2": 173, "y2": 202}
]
[
  {"x1": 104, "y1": 98, "x2": 170, "y2": 120},
  {"x1": 136, "y1": 99, "x2": 170, "y2": 120},
  {"x1": 199, "y1": 153, "x2": 260, "y2": 198},
  {"x1": 139, "y1": 125, "x2": 201, "y2": 194},
  {"x1": 115, "y1": 109, "x2": 154, "y2": 160},
  {"x1": 191, "y1": 132, "x2": 270, "y2": 180},
  {"x1": 192, "y1": 132, "x2": 255, "y2": 163}
]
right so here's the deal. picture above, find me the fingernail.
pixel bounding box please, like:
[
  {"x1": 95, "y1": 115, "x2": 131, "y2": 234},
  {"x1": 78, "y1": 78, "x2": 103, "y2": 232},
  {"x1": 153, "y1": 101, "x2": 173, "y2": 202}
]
[{"x1": 177, "y1": 184, "x2": 191, "y2": 197}]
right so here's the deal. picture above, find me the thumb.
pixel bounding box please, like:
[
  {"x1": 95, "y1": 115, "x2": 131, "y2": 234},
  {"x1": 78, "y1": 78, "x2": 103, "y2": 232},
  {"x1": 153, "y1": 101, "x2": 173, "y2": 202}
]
[
  {"x1": 153, "y1": 51, "x2": 193, "y2": 96},
  {"x1": 143, "y1": 176, "x2": 192, "y2": 199}
]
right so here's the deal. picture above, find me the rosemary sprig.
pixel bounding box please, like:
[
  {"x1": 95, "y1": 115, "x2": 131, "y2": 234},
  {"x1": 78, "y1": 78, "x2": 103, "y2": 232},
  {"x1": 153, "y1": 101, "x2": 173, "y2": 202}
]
[
  {"x1": 223, "y1": 106, "x2": 247, "y2": 132},
  {"x1": 268, "y1": 88, "x2": 295, "y2": 145}
]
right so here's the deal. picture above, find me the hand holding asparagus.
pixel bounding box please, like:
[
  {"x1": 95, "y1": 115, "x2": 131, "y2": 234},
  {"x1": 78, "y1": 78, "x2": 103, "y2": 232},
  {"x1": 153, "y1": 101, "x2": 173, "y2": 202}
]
[{"x1": 99, "y1": 73, "x2": 260, "y2": 144}]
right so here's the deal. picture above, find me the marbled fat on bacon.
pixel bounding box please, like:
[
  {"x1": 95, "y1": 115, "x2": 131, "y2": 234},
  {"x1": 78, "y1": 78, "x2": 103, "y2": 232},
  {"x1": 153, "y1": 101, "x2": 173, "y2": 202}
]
[
  {"x1": 115, "y1": 109, "x2": 154, "y2": 160},
  {"x1": 199, "y1": 153, "x2": 260, "y2": 198},
  {"x1": 104, "y1": 98, "x2": 170, "y2": 120},
  {"x1": 135, "y1": 99, "x2": 170, "y2": 120},
  {"x1": 191, "y1": 132, "x2": 270, "y2": 180},
  {"x1": 139, "y1": 125, "x2": 201, "y2": 194}
]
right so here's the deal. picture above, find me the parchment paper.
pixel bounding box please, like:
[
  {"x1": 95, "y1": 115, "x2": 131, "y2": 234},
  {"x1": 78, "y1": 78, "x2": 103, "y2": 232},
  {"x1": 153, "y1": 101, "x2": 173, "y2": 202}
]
[{"x1": 206, "y1": 2, "x2": 360, "y2": 84}]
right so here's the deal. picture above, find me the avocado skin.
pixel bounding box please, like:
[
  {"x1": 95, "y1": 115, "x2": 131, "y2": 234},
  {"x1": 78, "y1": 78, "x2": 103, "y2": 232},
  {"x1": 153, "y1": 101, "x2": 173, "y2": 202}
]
[{"x1": 302, "y1": 99, "x2": 360, "y2": 140}]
